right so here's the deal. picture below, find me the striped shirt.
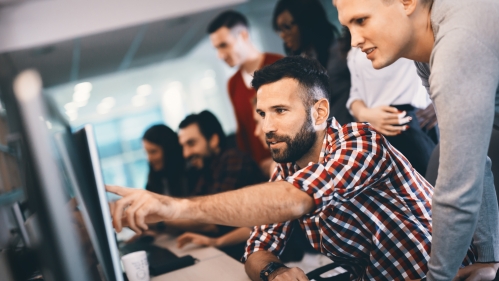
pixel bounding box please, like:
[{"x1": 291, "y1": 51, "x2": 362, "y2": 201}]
[{"x1": 243, "y1": 118, "x2": 476, "y2": 280}]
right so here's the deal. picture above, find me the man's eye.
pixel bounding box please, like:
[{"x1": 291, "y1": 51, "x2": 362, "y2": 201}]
[
  {"x1": 356, "y1": 18, "x2": 366, "y2": 25},
  {"x1": 258, "y1": 112, "x2": 265, "y2": 118},
  {"x1": 276, "y1": 109, "x2": 286, "y2": 114}
]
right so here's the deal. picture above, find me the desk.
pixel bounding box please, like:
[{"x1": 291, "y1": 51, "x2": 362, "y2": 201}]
[
  {"x1": 152, "y1": 254, "x2": 250, "y2": 281},
  {"x1": 153, "y1": 234, "x2": 225, "y2": 261},
  {"x1": 152, "y1": 234, "x2": 251, "y2": 281}
]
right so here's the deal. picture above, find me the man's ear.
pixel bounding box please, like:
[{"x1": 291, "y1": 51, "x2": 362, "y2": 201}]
[
  {"x1": 239, "y1": 29, "x2": 250, "y2": 41},
  {"x1": 313, "y1": 98, "x2": 329, "y2": 125},
  {"x1": 209, "y1": 134, "x2": 220, "y2": 150},
  {"x1": 400, "y1": 0, "x2": 418, "y2": 16}
]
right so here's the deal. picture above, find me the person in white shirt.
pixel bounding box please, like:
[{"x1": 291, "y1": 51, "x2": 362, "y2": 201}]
[{"x1": 347, "y1": 45, "x2": 436, "y2": 175}]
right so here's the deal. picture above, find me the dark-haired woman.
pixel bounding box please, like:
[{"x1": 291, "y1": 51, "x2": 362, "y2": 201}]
[
  {"x1": 143, "y1": 124, "x2": 187, "y2": 197},
  {"x1": 273, "y1": 0, "x2": 353, "y2": 124}
]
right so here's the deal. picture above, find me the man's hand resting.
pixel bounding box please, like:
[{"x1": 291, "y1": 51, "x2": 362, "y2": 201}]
[
  {"x1": 107, "y1": 185, "x2": 180, "y2": 234},
  {"x1": 177, "y1": 232, "x2": 216, "y2": 249},
  {"x1": 269, "y1": 267, "x2": 309, "y2": 281},
  {"x1": 452, "y1": 263, "x2": 499, "y2": 281}
]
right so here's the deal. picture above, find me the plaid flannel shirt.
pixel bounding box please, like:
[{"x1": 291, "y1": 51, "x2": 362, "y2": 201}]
[{"x1": 243, "y1": 118, "x2": 476, "y2": 280}]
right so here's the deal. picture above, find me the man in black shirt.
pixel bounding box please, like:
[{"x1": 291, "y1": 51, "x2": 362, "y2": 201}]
[{"x1": 176, "y1": 110, "x2": 266, "y2": 260}]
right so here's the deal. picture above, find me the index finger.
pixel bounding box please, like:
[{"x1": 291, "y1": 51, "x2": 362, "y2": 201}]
[
  {"x1": 106, "y1": 185, "x2": 132, "y2": 196},
  {"x1": 380, "y1": 106, "x2": 400, "y2": 114}
]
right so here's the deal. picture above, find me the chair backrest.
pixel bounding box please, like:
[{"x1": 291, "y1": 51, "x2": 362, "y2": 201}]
[{"x1": 425, "y1": 127, "x2": 499, "y2": 203}]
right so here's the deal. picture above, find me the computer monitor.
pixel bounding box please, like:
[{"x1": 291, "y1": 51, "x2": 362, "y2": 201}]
[
  {"x1": 72, "y1": 125, "x2": 123, "y2": 281},
  {"x1": 11, "y1": 69, "x2": 95, "y2": 281},
  {"x1": 9, "y1": 70, "x2": 179, "y2": 281},
  {"x1": 32, "y1": 90, "x2": 123, "y2": 280}
]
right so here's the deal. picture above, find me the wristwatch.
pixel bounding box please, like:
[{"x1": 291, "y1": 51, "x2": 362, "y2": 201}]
[{"x1": 260, "y1": 262, "x2": 287, "y2": 281}]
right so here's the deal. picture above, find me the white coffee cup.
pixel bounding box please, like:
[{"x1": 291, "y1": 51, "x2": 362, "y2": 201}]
[{"x1": 122, "y1": 251, "x2": 150, "y2": 281}]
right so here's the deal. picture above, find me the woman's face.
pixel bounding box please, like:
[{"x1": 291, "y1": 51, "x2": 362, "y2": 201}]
[
  {"x1": 143, "y1": 140, "x2": 164, "y2": 171},
  {"x1": 276, "y1": 10, "x2": 301, "y2": 52}
]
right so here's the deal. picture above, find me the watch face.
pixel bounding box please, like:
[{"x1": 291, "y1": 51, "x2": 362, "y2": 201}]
[{"x1": 260, "y1": 262, "x2": 286, "y2": 281}]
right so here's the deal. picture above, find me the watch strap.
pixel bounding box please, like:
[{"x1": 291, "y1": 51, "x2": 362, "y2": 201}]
[{"x1": 260, "y1": 262, "x2": 287, "y2": 281}]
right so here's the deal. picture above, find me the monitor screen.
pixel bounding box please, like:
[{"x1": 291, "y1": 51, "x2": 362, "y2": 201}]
[{"x1": 73, "y1": 125, "x2": 124, "y2": 281}]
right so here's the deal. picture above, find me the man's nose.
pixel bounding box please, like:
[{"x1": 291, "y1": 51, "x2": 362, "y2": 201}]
[
  {"x1": 350, "y1": 29, "x2": 364, "y2": 48},
  {"x1": 218, "y1": 50, "x2": 226, "y2": 60},
  {"x1": 261, "y1": 117, "x2": 276, "y2": 134},
  {"x1": 254, "y1": 121, "x2": 262, "y2": 137},
  {"x1": 182, "y1": 148, "x2": 190, "y2": 159}
]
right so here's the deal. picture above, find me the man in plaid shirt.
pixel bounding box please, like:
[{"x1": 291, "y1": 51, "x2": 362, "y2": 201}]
[
  {"x1": 108, "y1": 56, "x2": 476, "y2": 280},
  {"x1": 243, "y1": 116, "x2": 475, "y2": 280},
  {"x1": 179, "y1": 110, "x2": 266, "y2": 196}
]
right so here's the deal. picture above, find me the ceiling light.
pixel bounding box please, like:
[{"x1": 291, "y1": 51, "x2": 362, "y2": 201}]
[
  {"x1": 204, "y1": 69, "x2": 216, "y2": 78},
  {"x1": 75, "y1": 100, "x2": 88, "y2": 107},
  {"x1": 73, "y1": 90, "x2": 91, "y2": 103},
  {"x1": 165, "y1": 88, "x2": 180, "y2": 96},
  {"x1": 97, "y1": 103, "x2": 110, "y2": 115},
  {"x1": 100, "y1": 97, "x2": 116, "y2": 109},
  {"x1": 131, "y1": 95, "x2": 146, "y2": 107},
  {"x1": 64, "y1": 102, "x2": 78, "y2": 111},
  {"x1": 65, "y1": 111, "x2": 78, "y2": 121},
  {"x1": 168, "y1": 81, "x2": 183, "y2": 91},
  {"x1": 74, "y1": 82, "x2": 92, "y2": 93},
  {"x1": 136, "y1": 84, "x2": 152, "y2": 96},
  {"x1": 201, "y1": 77, "x2": 215, "y2": 90}
]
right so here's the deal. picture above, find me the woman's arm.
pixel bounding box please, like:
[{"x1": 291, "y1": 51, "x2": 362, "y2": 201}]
[{"x1": 177, "y1": 227, "x2": 252, "y2": 249}]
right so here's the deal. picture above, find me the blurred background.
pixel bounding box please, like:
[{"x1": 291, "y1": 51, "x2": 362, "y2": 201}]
[{"x1": 0, "y1": 0, "x2": 340, "y2": 189}]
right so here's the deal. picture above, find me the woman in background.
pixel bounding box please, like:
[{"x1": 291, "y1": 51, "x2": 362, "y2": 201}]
[
  {"x1": 143, "y1": 124, "x2": 187, "y2": 197},
  {"x1": 272, "y1": 0, "x2": 353, "y2": 124}
]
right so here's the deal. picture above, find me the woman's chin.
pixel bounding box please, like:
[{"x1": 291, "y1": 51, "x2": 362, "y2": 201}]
[
  {"x1": 152, "y1": 165, "x2": 163, "y2": 171},
  {"x1": 288, "y1": 44, "x2": 300, "y2": 52}
]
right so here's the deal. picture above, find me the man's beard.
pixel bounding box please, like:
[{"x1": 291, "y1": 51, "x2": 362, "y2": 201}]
[
  {"x1": 266, "y1": 113, "x2": 317, "y2": 163},
  {"x1": 186, "y1": 147, "x2": 216, "y2": 170}
]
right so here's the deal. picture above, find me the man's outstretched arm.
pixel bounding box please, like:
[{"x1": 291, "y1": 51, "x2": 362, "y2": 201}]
[{"x1": 106, "y1": 181, "x2": 314, "y2": 234}]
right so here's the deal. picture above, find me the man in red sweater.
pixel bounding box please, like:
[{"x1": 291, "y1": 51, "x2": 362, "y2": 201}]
[{"x1": 208, "y1": 11, "x2": 282, "y2": 177}]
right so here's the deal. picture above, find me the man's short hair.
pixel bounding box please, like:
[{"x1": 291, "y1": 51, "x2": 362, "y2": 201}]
[
  {"x1": 421, "y1": 0, "x2": 433, "y2": 6},
  {"x1": 383, "y1": 0, "x2": 433, "y2": 6},
  {"x1": 252, "y1": 56, "x2": 330, "y2": 109},
  {"x1": 179, "y1": 110, "x2": 227, "y2": 149},
  {"x1": 207, "y1": 10, "x2": 249, "y2": 34}
]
